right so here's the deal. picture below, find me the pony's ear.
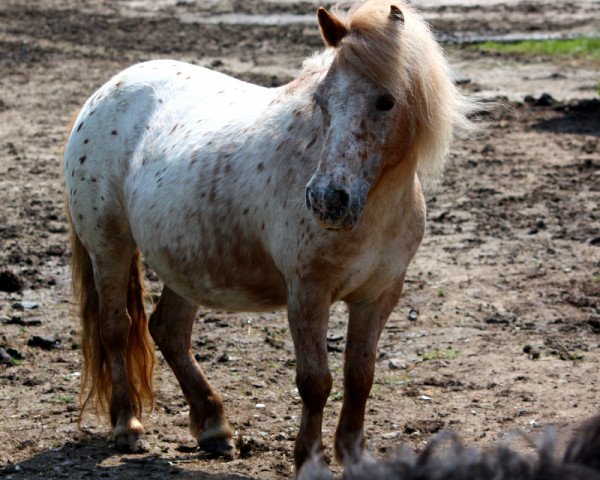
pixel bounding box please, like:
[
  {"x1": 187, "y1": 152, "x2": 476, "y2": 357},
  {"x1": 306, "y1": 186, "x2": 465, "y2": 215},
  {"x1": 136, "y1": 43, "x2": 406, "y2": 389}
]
[
  {"x1": 389, "y1": 5, "x2": 404, "y2": 23},
  {"x1": 317, "y1": 7, "x2": 349, "y2": 47}
]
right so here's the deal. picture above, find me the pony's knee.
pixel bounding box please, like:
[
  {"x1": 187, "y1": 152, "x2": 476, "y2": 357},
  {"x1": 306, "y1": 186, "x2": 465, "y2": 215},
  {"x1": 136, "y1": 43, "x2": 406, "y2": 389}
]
[{"x1": 296, "y1": 368, "x2": 333, "y2": 412}]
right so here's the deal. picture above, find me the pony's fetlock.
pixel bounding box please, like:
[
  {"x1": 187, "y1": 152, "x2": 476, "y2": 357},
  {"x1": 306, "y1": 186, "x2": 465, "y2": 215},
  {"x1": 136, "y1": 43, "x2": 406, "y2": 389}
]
[{"x1": 196, "y1": 416, "x2": 235, "y2": 459}]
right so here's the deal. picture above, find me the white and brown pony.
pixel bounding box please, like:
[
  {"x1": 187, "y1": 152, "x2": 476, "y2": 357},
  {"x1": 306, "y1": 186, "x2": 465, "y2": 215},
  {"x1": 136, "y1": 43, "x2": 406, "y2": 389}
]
[{"x1": 64, "y1": 0, "x2": 473, "y2": 472}]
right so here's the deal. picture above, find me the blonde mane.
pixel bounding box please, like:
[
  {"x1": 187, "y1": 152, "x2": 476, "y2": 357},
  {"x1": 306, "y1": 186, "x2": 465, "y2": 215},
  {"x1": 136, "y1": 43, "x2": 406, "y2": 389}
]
[{"x1": 315, "y1": 0, "x2": 476, "y2": 187}]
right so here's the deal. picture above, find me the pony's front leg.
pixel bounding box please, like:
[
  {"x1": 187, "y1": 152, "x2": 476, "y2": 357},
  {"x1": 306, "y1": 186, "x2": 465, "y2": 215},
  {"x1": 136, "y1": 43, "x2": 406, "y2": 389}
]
[
  {"x1": 334, "y1": 276, "x2": 405, "y2": 464},
  {"x1": 148, "y1": 286, "x2": 235, "y2": 457},
  {"x1": 287, "y1": 286, "x2": 332, "y2": 471}
]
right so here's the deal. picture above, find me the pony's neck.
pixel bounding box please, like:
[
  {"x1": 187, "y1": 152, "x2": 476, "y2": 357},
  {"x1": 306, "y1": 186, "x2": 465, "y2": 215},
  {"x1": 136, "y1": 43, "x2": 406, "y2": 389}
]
[{"x1": 278, "y1": 50, "x2": 334, "y2": 99}]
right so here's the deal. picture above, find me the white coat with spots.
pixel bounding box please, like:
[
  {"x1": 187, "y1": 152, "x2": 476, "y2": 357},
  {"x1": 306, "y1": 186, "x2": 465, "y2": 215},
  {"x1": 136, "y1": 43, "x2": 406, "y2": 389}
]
[{"x1": 64, "y1": 0, "x2": 474, "y2": 473}]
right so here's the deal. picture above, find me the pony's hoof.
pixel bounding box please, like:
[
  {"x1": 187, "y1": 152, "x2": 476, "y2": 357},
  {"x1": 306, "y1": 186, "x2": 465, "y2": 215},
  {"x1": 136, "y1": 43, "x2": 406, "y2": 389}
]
[
  {"x1": 115, "y1": 436, "x2": 150, "y2": 454},
  {"x1": 199, "y1": 437, "x2": 236, "y2": 459},
  {"x1": 114, "y1": 425, "x2": 149, "y2": 454}
]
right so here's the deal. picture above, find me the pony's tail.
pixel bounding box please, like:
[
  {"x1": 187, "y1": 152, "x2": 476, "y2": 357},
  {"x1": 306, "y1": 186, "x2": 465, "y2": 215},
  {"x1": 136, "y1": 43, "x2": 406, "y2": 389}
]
[
  {"x1": 68, "y1": 213, "x2": 155, "y2": 424},
  {"x1": 125, "y1": 249, "x2": 155, "y2": 419}
]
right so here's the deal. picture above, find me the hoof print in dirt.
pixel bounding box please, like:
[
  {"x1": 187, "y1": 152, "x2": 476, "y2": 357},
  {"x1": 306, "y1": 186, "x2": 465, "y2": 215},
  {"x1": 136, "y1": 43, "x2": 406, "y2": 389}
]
[
  {"x1": 236, "y1": 436, "x2": 269, "y2": 459},
  {"x1": 0, "y1": 270, "x2": 23, "y2": 292},
  {"x1": 27, "y1": 335, "x2": 61, "y2": 350},
  {"x1": 404, "y1": 419, "x2": 445, "y2": 435},
  {"x1": 199, "y1": 437, "x2": 236, "y2": 460}
]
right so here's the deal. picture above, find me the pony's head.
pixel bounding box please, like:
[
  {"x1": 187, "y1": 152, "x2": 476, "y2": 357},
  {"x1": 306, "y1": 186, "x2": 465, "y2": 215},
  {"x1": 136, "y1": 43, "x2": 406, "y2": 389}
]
[{"x1": 305, "y1": 0, "x2": 473, "y2": 230}]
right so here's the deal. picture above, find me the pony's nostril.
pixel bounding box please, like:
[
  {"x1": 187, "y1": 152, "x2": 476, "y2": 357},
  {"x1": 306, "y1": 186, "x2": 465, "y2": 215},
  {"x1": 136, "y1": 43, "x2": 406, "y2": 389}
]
[{"x1": 324, "y1": 188, "x2": 350, "y2": 215}]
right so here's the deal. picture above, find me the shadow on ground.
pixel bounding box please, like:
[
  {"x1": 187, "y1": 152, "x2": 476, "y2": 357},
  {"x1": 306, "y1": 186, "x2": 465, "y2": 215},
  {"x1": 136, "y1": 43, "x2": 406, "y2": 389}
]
[
  {"x1": 533, "y1": 98, "x2": 600, "y2": 137},
  {"x1": 0, "y1": 433, "x2": 256, "y2": 480}
]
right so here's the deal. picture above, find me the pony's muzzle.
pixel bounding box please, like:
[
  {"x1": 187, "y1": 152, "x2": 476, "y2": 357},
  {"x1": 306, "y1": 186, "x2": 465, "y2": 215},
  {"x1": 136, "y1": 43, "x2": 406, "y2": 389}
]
[{"x1": 305, "y1": 183, "x2": 353, "y2": 229}]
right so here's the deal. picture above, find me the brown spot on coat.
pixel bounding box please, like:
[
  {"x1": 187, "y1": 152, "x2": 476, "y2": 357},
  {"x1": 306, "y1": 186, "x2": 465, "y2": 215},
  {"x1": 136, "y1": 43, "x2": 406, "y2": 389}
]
[{"x1": 79, "y1": 156, "x2": 86, "y2": 164}]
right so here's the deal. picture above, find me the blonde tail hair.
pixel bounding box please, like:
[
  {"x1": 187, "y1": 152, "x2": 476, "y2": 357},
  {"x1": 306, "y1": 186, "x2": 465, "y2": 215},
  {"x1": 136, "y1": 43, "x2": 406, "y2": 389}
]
[{"x1": 69, "y1": 220, "x2": 155, "y2": 423}]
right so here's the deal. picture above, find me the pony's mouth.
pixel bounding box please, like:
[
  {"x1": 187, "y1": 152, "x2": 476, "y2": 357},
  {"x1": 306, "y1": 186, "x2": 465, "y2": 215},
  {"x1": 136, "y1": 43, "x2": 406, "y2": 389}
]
[{"x1": 312, "y1": 209, "x2": 360, "y2": 231}]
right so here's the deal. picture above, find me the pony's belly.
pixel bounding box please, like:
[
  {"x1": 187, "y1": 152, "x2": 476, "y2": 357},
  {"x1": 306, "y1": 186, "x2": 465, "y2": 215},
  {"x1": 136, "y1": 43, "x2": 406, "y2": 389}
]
[
  {"x1": 187, "y1": 286, "x2": 287, "y2": 312},
  {"x1": 145, "y1": 243, "x2": 288, "y2": 312}
]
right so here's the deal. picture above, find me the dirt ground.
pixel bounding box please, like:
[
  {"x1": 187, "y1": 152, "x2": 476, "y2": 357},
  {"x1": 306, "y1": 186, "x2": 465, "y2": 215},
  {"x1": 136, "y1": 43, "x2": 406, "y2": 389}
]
[{"x1": 0, "y1": 0, "x2": 599, "y2": 478}]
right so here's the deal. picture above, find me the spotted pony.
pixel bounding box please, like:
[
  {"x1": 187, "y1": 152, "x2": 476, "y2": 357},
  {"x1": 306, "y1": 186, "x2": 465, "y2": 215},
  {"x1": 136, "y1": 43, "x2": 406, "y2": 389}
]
[{"x1": 64, "y1": 0, "x2": 474, "y2": 473}]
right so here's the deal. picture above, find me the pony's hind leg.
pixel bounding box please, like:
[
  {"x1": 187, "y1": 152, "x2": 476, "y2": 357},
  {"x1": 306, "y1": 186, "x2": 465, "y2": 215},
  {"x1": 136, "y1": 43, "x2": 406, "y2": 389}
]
[
  {"x1": 334, "y1": 276, "x2": 406, "y2": 464},
  {"x1": 87, "y1": 248, "x2": 154, "y2": 452},
  {"x1": 148, "y1": 285, "x2": 235, "y2": 457}
]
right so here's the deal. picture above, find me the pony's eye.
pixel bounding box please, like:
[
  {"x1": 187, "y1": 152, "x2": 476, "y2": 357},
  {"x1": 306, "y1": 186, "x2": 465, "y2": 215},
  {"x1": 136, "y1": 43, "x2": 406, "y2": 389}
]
[{"x1": 375, "y1": 94, "x2": 395, "y2": 111}]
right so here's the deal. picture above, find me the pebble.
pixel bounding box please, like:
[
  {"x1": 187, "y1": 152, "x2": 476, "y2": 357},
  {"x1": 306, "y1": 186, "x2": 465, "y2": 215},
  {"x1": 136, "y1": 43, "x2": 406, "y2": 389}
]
[
  {"x1": 525, "y1": 93, "x2": 555, "y2": 106},
  {"x1": 388, "y1": 359, "x2": 407, "y2": 370},
  {"x1": 217, "y1": 352, "x2": 229, "y2": 363},
  {"x1": 451, "y1": 71, "x2": 471, "y2": 85},
  {"x1": 535, "y1": 93, "x2": 555, "y2": 106},
  {"x1": 0, "y1": 348, "x2": 13, "y2": 365},
  {"x1": 0, "y1": 270, "x2": 23, "y2": 292},
  {"x1": 3, "y1": 316, "x2": 42, "y2": 326},
  {"x1": 12, "y1": 301, "x2": 38, "y2": 310},
  {"x1": 27, "y1": 336, "x2": 61, "y2": 350},
  {"x1": 408, "y1": 309, "x2": 419, "y2": 321}
]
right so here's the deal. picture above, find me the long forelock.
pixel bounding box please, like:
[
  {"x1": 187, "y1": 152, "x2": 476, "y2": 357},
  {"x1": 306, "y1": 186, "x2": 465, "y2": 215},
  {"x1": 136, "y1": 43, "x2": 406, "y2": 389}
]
[
  {"x1": 334, "y1": 0, "x2": 410, "y2": 100},
  {"x1": 325, "y1": 0, "x2": 478, "y2": 189}
]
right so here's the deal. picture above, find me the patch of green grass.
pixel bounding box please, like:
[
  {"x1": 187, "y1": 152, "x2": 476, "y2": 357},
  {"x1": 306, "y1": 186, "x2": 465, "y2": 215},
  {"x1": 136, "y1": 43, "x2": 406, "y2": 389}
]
[
  {"x1": 50, "y1": 395, "x2": 75, "y2": 404},
  {"x1": 560, "y1": 351, "x2": 584, "y2": 361},
  {"x1": 330, "y1": 390, "x2": 343, "y2": 402},
  {"x1": 377, "y1": 375, "x2": 409, "y2": 386},
  {"x1": 474, "y1": 38, "x2": 600, "y2": 60},
  {"x1": 420, "y1": 348, "x2": 458, "y2": 361},
  {"x1": 437, "y1": 288, "x2": 447, "y2": 298},
  {"x1": 10, "y1": 358, "x2": 23, "y2": 366}
]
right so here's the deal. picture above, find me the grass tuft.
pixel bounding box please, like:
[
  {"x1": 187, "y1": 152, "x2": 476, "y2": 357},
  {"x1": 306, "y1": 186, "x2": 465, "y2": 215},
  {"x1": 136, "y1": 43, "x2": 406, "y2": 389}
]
[
  {"x1": 420, "y1": 348, "x2": 458, "y2": 361},
  {"x1": 474, "y1": 38, "x2": 600, "y2": 60}
]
